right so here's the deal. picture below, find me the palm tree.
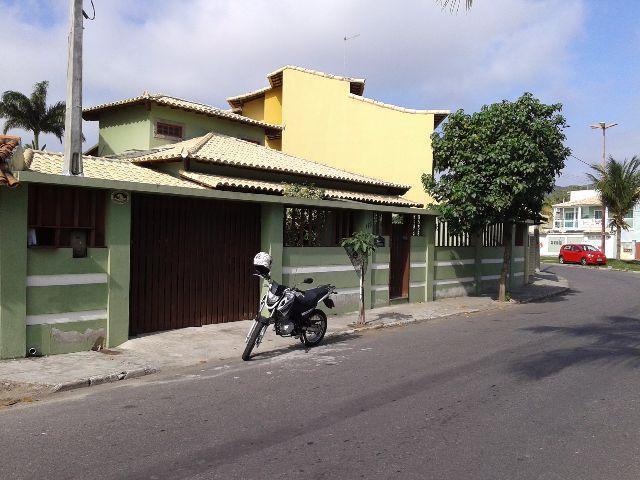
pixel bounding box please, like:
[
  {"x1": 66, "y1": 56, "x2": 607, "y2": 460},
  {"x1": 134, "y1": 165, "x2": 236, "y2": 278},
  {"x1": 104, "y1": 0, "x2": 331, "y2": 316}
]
[
  {"x1": 438, "y1": 0, "x2": 473, "y2": 11},
  {"x1": 587, "y1": 156, "x2": 640, "y2": 259},
  {"x1": 0, "y1": 81, "x2": 65, "y2": 150}
]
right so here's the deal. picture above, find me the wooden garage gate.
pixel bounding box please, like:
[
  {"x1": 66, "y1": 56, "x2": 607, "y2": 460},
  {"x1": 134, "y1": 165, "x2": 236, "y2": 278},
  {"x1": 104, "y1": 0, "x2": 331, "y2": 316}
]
[{"x1": 129, "y1": 194, "x2": 261, "y2": 336}]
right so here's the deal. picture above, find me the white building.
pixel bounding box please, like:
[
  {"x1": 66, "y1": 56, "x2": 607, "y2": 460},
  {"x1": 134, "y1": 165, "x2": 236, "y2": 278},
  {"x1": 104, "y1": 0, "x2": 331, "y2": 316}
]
[{"x1": 539, "y1": 189, "x2": 640, "y2": 260}]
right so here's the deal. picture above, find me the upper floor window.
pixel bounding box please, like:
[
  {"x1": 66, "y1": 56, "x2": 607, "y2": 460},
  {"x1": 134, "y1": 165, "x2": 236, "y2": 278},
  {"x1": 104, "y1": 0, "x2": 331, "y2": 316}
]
[{"x1": 155, "y1": 121, "x2": 184, "y2": 140}]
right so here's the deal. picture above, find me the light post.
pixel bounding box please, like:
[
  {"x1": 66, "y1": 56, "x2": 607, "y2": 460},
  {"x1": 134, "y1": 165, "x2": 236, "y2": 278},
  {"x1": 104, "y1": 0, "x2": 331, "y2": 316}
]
[{"x1": 590, "y1": 122, "x2": 618, "y2": 254}]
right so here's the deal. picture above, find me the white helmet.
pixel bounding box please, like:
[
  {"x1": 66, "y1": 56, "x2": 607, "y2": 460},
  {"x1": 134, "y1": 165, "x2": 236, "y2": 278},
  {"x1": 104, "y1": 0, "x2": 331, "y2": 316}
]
[{"x1": 253, "y1": 251, "x2": 272, "y2": 277}]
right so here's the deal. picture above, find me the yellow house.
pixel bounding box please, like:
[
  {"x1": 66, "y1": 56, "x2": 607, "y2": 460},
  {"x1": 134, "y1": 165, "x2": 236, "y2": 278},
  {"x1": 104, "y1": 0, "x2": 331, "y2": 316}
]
[{"x1": 227, "y1": 66, "x2": 449, "y2": 204}]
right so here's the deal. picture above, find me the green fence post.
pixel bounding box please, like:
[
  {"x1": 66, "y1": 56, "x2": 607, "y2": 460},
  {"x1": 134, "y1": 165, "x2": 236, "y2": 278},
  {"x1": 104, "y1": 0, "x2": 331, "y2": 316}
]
[
  {"x1": 261, "y1": 203, "x2": 284, "y2": 296},
  {"x1": 424, "y1": 216, "x2": 436, "y2": 302},
  {"x1": 106, "y1": 191, "x2": 131, "y2": 347},
  {"x1": 473, "y1": 229, "x2": 482, "y2": 295},
  {"x1": 0, "y1": 185, "x2": 28, "y2": 359}
]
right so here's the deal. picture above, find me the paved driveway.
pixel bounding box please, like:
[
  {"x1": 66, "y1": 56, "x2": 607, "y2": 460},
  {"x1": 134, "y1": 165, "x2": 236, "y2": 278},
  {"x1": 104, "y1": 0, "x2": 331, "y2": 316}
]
[{"x1": 1, "y1": 266, "x2": 639, "y2": 479}]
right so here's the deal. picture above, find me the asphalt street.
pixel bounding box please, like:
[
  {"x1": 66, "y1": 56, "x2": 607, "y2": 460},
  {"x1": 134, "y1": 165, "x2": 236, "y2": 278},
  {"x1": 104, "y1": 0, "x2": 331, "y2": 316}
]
[{"x1": 2, "y1": 265, "x2": 640, "y2": 480}]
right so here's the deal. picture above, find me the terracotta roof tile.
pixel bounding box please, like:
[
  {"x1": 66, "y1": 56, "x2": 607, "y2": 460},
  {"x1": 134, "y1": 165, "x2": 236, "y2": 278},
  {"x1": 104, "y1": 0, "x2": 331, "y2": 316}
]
[
  {"x1": 83, "y1": 93, "x2": 282, "y2": 132},
  {"x1": 27, "y1": 150, "x2": 205, "y2": 190},
  {"x1": 129, "y1": 132, "x2": 410, "y2": 191},
  {"x1": 179, "y1": 170, "x2": 420, "y2": 207}
]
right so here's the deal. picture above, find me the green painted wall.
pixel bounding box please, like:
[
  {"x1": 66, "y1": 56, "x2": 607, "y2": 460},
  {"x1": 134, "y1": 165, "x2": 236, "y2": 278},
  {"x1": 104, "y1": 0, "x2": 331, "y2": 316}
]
[
  {"x1": 27, "y1": 248, "x2": 108, "y2": 275},
  {"x1": 96, "y1": 104, "x2": 267, "y2": 156},
  {"x1": 20, "y1": 188, "x2": 132, "y2": 356},
  {"x1": 282, "y1": 247, "x2": 359, "y2": 314},
  {"x1": 27, "y1": 284, "x2": 107, "y2": 315},
  {"x1": 0, "y1": 186, "x2": 27, "y2": 358},
  {"x1": 26, "y1": 319, "x2": 107, "y2": 356},
  {"x1": 106, "y1": 193, "x2": 131, "y2": 347},
  {"x1": 149, "y1": 105, "x2": 265, "y2": 149},
  {"x1": 98, "y1": 107, "x2": 151, "y2": 156}
]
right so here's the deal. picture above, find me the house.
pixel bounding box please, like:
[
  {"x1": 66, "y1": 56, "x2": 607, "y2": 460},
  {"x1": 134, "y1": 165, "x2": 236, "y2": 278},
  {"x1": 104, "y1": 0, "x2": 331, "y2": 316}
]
[
  {"x1": 226, "y1": 66, "x2": 449, "y2": 204},
  {"x1": 539, "y1": 189, "x2": 640, "y2": 259},
  {"x1": 82, "y1": 92, "x2": 283, "y2": 156},
  {"x1": 0, "y1": 68, "x2": 529, "y2": 359}
]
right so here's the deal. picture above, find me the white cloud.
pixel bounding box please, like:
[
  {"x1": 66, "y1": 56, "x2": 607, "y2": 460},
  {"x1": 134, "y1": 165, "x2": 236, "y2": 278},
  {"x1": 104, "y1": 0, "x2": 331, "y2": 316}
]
[{"x1": 1, "y1": 0, "x2": 585, "y2": 152}]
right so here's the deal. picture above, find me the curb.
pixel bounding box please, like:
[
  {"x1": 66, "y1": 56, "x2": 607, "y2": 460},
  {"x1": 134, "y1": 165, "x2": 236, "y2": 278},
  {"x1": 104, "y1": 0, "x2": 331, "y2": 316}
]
[
  {"x1": 52, "y1": 366, "x2": 158, "y2": 393},
  {"x1": 513, "y1": 286, "x2": 570, "y2": 304},
  {"x1": 45, "y1": 278, "x2": 569, "y2": 396}
]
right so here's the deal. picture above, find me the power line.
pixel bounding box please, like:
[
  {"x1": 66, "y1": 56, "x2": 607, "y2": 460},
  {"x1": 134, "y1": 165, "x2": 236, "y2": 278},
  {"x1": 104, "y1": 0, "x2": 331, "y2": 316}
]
[{"x1": 569, "y1": 154, "x2": 593, "y2": 168}]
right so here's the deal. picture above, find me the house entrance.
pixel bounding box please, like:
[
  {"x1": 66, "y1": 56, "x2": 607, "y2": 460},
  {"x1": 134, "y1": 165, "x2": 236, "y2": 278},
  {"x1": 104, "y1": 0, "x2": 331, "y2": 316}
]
[
  {"x1": 129, "y1": 194, "x2": 261, "y2": 336},
  {"x1": 389, "y1": 217, "x2": 411, "y2": 300}
]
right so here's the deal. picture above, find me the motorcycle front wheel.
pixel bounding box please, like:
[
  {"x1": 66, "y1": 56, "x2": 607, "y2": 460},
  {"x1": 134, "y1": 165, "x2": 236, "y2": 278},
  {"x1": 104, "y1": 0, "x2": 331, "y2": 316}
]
[
  {"x1": 242, "y1": 320, "x2": 263, "y2": 361},
  {"x1": 302, "y1": 309, "x2": 327, "y2": 346}
]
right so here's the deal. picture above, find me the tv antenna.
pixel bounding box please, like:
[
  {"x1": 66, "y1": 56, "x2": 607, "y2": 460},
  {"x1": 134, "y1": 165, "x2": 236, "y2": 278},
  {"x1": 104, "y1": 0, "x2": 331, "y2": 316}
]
[{"x1": 343, "y1": 33, "x2": 360, "y2": 75}]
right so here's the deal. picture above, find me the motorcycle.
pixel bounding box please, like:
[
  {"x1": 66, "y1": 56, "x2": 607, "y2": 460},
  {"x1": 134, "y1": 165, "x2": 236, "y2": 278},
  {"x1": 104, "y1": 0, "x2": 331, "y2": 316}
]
[{"x1": 242, "y1": 272, "x2": 337, "y2": 361}]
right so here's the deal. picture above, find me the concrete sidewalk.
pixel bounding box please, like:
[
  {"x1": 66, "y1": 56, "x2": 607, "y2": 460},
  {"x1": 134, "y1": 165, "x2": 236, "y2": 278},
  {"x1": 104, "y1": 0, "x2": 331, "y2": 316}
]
[{"x1": 0, "y1": 269, "x2": 568, "y2": 404}]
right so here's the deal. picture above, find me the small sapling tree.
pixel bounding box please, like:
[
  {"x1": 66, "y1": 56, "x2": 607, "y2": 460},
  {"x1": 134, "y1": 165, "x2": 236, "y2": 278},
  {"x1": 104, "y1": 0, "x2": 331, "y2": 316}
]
[
  {"x1": 423, "y1": 93, "x2": 570, "y2": 301},
  {"x1": 341, "y1": 232, "x2": 377, "y2": 325}
]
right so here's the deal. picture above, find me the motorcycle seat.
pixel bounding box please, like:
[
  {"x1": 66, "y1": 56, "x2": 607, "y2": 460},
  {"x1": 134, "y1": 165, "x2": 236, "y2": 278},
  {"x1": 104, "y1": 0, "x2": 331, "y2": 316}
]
[{"x1": 297, "y1": 285, "x2": 331, "y2": 309}]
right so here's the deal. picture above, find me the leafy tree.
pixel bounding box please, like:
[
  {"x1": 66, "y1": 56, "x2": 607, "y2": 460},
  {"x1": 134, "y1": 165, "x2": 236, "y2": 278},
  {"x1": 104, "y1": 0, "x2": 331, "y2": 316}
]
[
  {"x1": 587, "y1": 156, "x2": 640, "y2": 259},
  {"x1": 341, "y1": 232, "x2": 377, "y2": 325},
  {"x1": 423, "y1": 93, "x2": 570, "y2": 301},
  {"x1": 0, "y1": 81, "x2": 65, "y2": 150}
]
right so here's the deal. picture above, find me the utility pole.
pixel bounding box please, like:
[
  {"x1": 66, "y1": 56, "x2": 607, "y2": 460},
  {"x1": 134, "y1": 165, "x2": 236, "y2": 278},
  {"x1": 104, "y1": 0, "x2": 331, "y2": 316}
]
[
  {"x1": 343, "y1": 34, "x2": 360, "y2": 75},
  {"x1": 590, "y1": 121, "x2": 618, "y2": 254},
  {"x1": 62, "y1": 0, "x2": 84, "y2": 176}
]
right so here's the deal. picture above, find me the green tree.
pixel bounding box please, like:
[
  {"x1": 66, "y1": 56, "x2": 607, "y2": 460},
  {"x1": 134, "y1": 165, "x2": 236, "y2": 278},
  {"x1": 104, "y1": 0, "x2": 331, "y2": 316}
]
[
  {"x1": 423, "y1": 93, "x2": 570, "y2": 301},
  {"x1": 587, "y1": 156, "x2": 640, "y2": 260},
  {"x1": 341, "y1": 232, "x2": 377, "y2": 325},
  {"x1": 0, "y1": 81, "x2": 65, "y2": 150}
]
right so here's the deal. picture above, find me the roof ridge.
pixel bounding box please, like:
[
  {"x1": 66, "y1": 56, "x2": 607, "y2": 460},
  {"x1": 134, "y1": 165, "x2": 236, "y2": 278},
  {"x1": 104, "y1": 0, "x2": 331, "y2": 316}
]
[
  {"x1": 187, "y1": 132, "x2": 215, "y2": 156},
  {"x1": 267, "y1": 65, "x2": 366, "y2": 84}
]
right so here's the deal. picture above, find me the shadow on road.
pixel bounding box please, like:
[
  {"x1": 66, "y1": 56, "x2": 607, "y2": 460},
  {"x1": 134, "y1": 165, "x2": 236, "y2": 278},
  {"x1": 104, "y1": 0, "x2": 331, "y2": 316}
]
[
  {"x1": 249, "y1": 331, "x2": 361, "y2": 361},
  {"x1": 510, "y1": 315, "x2": 640, "y2": 380}
]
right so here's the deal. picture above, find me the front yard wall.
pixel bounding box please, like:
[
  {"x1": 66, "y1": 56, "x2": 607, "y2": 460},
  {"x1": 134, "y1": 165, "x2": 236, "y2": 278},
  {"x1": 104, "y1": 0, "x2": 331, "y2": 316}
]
[
  {"x1": 0, "y1": 183, "x2": 529, "y2": 358},
  {"x1": 0, "y1": 184, "x2": 131, "y2": 359}
]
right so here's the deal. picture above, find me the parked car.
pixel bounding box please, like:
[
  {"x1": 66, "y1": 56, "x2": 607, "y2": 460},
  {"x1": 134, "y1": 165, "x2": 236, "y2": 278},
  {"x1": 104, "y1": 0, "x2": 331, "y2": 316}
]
[{"x1": 559, "y1": 244, "x2": 607, "y2": 266}]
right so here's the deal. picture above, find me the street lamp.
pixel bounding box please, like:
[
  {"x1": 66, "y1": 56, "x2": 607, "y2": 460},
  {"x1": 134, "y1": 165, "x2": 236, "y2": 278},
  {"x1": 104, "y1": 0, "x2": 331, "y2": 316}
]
[{"x1": 590, "y1": 122, "x2": 618, "y2": 253}]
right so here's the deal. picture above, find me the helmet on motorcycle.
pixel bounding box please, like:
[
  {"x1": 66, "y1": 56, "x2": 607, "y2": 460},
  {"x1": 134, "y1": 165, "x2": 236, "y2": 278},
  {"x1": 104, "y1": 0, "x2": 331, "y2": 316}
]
[{"x1": 253, "y1": 251, "x2": 272, "y2": 277}]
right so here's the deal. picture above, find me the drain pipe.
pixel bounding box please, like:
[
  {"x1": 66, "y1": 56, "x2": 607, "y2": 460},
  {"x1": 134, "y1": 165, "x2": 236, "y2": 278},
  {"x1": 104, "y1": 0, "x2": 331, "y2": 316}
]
[{"x1": 27, "y1": 347, "x2": 38, "y2": 357}]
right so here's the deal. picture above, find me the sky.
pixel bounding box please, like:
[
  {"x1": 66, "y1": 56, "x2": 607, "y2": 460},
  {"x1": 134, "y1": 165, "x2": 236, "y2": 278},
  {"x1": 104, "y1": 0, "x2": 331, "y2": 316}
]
[{"x1": 1, "y1": 0, "x2": 638, "y2": 186}]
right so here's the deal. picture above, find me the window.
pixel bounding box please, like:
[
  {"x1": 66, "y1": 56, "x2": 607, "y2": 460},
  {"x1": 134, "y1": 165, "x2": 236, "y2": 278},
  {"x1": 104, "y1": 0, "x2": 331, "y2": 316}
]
[
  {"x1": 28, "y1": 185, "x2": 106, "y2": 248},
  {"x1": 284, "y1": 207, "x2": 354, "y2": 247},
  {"x1": 155, "y1": 122, "x2": 183, "y2": 140},
  {"x1": 581, "y1": 206, "x2": 602, "y2": 219}
]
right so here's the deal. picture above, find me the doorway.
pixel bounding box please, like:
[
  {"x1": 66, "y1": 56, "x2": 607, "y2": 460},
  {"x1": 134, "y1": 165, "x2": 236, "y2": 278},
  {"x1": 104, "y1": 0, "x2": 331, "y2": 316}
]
[{"x1": 389, "y1": 217, "x2": 411, "y2": 300}]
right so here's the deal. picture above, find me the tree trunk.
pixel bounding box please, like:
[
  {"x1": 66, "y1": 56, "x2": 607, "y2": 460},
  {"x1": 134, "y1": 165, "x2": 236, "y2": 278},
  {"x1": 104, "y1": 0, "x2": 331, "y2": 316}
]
[
  {"x1": 616, "y1": 225, "x2": 622, "y2": 260},
  {"x1": 32, "y1": 132, "x2": 39, "y2": 150},
  {"x1": 498, "y1": 222, "x2": 513, "y2": 302},
  {"x1": 358, "y1": 269, "x2": 365, "y2": 326}
]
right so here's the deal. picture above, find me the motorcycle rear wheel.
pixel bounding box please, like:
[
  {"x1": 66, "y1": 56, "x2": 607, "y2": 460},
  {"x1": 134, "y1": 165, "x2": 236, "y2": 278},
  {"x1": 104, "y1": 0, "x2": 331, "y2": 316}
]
[
  {"x1": 302, "y1": 309, "x2": 327, "y2": 347},
  {"x1": 242, "y1": 321, "x2": 263, "y2": 361}
]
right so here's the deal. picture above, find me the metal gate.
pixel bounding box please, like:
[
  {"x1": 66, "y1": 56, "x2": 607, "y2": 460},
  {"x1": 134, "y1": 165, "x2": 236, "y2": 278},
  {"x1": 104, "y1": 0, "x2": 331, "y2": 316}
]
[{"x1": 129, "y1": 194, "x2": 261, "y2": 336}]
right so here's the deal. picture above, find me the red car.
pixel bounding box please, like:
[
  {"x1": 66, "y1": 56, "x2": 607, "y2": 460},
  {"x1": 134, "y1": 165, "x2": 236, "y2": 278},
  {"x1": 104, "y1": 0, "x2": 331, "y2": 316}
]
[{"x1": 558, "y1": 244, "x2": 607, "y2": 266}]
